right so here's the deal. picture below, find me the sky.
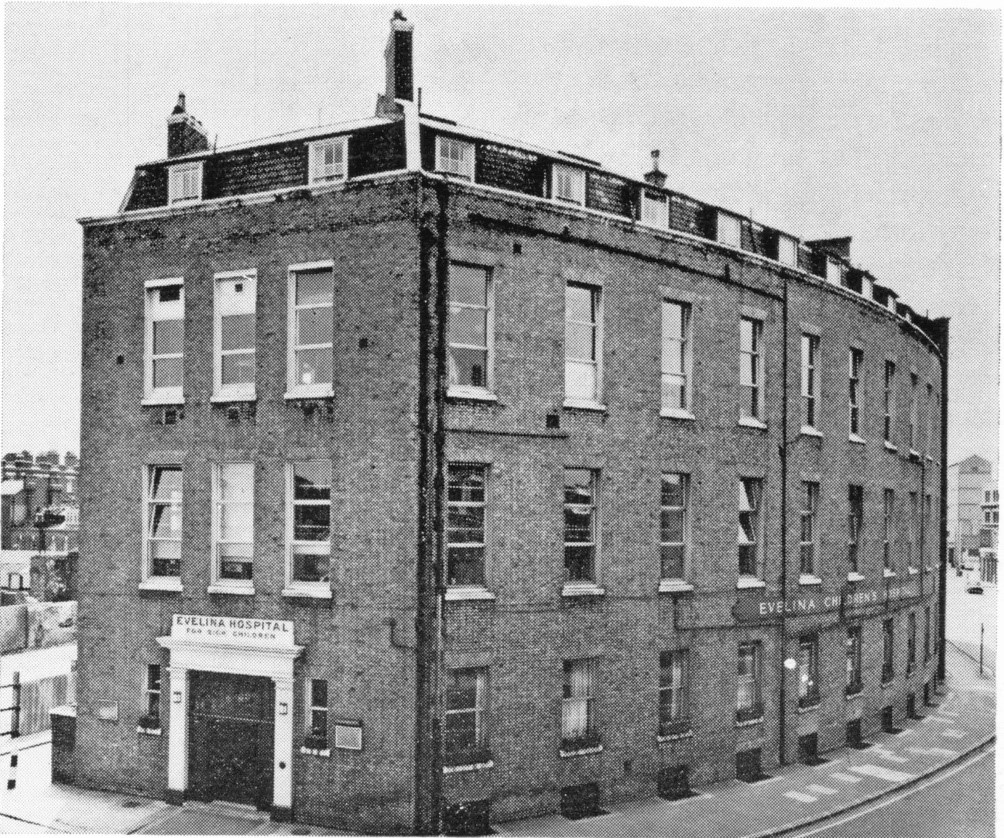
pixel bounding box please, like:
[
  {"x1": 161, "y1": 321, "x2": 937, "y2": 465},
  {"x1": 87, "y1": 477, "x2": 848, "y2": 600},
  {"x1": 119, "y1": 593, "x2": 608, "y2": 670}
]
[{"x1": 2, "y1": 4, "x2": 1000, "y2": 469}]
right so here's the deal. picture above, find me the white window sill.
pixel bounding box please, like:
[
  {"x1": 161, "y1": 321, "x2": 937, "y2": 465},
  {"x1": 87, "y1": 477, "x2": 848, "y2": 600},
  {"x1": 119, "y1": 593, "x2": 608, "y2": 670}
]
[
  {"x1": 142, "y1": 394, "x2": 184, "y2": 407},
  {"x1": 138, "y1": 578, "x2": 183, "y2": 593},
  {"x1": 883, "y1": 569, "x2": 897, "y2": 579},
  {"x1": 735, "y1": 716, "x2": 764, "y2": 728},
  {"x1": 563, "y1": 399, "x2": 608, "y2": 413},
  {"x1": 907, "y1": 566, "x2": 920, "y2": 576},
  {"x1": 924, "y1": 565, "x2": 935, "y2": 574},
  {"x1": 660, "y1": 408, "x2": 695, "y2": 421},
  {"x1": 207, "y1": 583, "x2": 255, "y2": 596},
  {"x1": 796, "y1": 701, "x2": 821, "y2": 715},
  {"x1": 884, "y1": 441, "x2": 898, "y2": 452},
  {"x1": 738, "y1": 417, "x2": 767, "y2": 430},
  {"x1": 446, "y1": 387, "x2": 497, "y2": 403},
  {"x1": 559, "y1": 745, "x2": 603, "y2": 758},
  {"x1": 282, "y1": 586, "x2": 333, "y2": 600},
  {"x1": 909, "y1": 449, "x2": 922, "y2": 459},
  {"x1": 849, "y1": 434, "x2": 867, "y2": 445},
  {"x1": 300, "y1": 746, "x2": 331, "y2": 757},
  {"x1": 443, "y1": 760, "x2": 494, "y2": 774},
  {"x1": 847, "y1": 571, "x2": 866, "y2": 583},
  {"x1": 657, "y1": 729, "x2": 693, "y2": 742},
  {"x1": 561, "y1": 582, "x2": 606, "y2": 598},
  {"x1": 659, "y1": 579, "x2": 695, "y2": 594},
  {"x1": 800, "y1": 426, "x2": 823, "y2": 438},
  {"x1": 284, "y1": 388, "x2": 334, "y2": 400},
  {"x1": 137, "y1": 726, "x2": 162, "y2": 736},
  {"x1": 445, "y1": 586, "x2": 496, "y2": 602},
  {"x1": 736, "y1": 576, "x2": 766, "y2": 589},
  {"x1": 798, "y1": 573, "x2": 822, "y2": 586},
  {"x1": 210, "y1": 392, "x2": 256, "y2": 404},
  {"x1": 925, "y1": 455, "x2": 934, "y2": 463}
]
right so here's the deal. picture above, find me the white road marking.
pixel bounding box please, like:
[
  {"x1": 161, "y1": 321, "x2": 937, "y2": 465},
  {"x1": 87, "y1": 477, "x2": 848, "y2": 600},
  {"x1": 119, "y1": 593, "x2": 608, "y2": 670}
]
[
  {"x1": 785, "y1": 791, "x2": 818, "y2": 803},
  {"x1": 942, "y1": 729, "x2": 968, "y2": 739},
  {"x1": 806, "y1": 784, "x2": 838, "y2": 795},
  {"x1": 907, "y1": 746, "x2": 959, "y2": 757},
  {"x1": 895, "y1": 728, "x2": 915, "y2": 736},
  {"x1": 872, "y1": 749, "x2": 909, "y2": 764},
  {"x1": 848, "y1": 764, "x2": 917, "y2": 783},
  {"x1": 829, "y1": 772, "x2": 862, "y2": 783}
]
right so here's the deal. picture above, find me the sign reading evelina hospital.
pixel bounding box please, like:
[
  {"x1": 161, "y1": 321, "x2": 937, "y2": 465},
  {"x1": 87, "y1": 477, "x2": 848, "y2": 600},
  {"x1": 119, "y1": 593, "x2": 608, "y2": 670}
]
[
  {"x1": 733, "y1": 578, "x2": 922, "y2": 623},
  {"x1": 171, "y1": 614, "x2": 295, "y2": 648}
]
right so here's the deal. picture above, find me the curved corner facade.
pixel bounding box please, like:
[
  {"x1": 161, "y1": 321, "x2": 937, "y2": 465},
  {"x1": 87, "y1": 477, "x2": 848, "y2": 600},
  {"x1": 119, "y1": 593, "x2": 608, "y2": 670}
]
[{"x1": 70, "y1": 16, "x2": 948, "y2": 837}]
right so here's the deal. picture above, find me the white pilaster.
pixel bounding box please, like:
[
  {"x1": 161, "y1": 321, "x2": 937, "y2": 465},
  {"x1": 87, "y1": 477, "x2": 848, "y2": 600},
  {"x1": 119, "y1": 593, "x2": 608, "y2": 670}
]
[
  {"x1": 272, "y1": 676, "x2": 295, "y2": 811},
  {"x1": 167, "y1": 666, "x2": 189, "y2": 796}
]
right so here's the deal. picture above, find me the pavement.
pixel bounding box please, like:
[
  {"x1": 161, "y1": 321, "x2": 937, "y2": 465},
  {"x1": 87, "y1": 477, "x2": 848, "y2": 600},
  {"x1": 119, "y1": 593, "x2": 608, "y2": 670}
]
[{"x1": 0, "y1": 644, "x2": 993, "y2": 836}]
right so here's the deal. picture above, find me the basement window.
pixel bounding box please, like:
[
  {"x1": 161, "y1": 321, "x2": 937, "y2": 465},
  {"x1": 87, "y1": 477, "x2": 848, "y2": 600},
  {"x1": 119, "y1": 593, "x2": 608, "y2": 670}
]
[
  {"x1": 308, "y1": 137, "x2": 348, "y2": 185},
  {"x1": 167, "y1": 162, "x2": 202, "y2": 204}
]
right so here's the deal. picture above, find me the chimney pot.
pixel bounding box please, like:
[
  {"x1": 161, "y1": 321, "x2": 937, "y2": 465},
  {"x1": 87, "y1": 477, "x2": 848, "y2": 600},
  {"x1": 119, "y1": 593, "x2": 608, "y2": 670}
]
[{"x1": 643, "y1": 148, "x2": 667, "y2": 189}]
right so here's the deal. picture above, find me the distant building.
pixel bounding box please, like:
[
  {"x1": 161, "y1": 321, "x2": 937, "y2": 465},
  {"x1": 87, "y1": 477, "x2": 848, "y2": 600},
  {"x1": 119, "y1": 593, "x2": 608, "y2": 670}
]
[
  {"x1": 979, "y1": 486, "x2": 998, "y2": 583},
  {"x1": 947, "y1": 455, "x2": 993, "y2": 565},
  {"x1": 1, "y1": 453, "x2": 79, "y2": 552}
]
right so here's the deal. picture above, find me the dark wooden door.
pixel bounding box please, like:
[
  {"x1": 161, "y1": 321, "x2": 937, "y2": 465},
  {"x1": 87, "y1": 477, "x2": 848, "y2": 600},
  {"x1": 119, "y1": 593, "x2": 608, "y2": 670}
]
[{"x1": 188, "y1": 672, "x2": 274, "y2": 809}]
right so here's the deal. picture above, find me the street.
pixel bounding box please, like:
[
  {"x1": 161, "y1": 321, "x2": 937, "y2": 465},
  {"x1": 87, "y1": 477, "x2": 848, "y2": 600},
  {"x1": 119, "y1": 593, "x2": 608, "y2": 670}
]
[
  {"x1": 789, "y1": 743, "x2": 994, "y2": 837},
  {"x1": 944, "y1": 565, "x2": 997, "y2": 672}
]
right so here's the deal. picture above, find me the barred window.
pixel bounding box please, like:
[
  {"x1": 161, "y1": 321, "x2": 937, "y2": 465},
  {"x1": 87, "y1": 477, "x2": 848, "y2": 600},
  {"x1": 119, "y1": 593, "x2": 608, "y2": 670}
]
[{"x1": 447, "y1": 464, "x2": 486, "y2": 587}]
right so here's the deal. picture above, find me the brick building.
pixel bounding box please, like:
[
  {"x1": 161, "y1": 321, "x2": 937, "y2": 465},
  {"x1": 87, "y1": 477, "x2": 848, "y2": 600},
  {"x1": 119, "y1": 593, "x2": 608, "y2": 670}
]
[
  {"x1": 69, "y1": 14, "x2": 948, "y2": 835},
  {"x1": 1, "y1": 452, "x2": 79, "y2": 552}
]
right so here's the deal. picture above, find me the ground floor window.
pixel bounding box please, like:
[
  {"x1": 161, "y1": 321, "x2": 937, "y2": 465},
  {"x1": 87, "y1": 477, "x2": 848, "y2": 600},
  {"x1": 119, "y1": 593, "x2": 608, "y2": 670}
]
[
  {"x1": 562, "y1": 658, "x2": 598, "y2": 749},
  {"x1": 736, "y1": 642, "x2": 762, "y2": 721},
  {"x1": 445, "y1": 667, "x2": 488, "y2": 765}
]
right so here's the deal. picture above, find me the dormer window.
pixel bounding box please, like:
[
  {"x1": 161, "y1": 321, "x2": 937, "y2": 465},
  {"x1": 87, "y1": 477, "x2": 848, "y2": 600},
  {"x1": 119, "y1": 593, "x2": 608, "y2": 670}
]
[
  {"x1": 308, "y1": 137, "x2": 348, "y2": 185},
  {"x1": 552, "y1": 164, "x2": 585, "y2": 206},
  {"x1": 436, "y1": 136, "x2": 474, "y2": 180},
  {"x1": 641, "y1": 192, "x2": 669, "y2": 228},
  {"x1": 168, "y1": 162, "x2": 202, "y2": 204},
  {"x1": 717, "y1": 212, "x2": 742, "y2": 248},
  {"x1": 777, "y1": 234, "x2": 797, "y2": 267},
  {"x1": 826, "y1": 258, "x2": 843, "y2": 286}
]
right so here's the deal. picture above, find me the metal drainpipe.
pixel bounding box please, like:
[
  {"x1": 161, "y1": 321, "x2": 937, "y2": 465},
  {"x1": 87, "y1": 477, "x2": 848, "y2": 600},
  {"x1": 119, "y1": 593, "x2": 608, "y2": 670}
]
[{"x1": 778, "y1": 266, "x2": 790, "y2": 767}]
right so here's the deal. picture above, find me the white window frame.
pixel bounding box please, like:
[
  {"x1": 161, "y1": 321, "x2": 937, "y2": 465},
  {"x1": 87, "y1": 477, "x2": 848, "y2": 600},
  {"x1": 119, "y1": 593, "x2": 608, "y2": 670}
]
[
  {"x1": 661, "y1": 300, "x2": 692, "y2": 417},
  {"x1": 739, "y1": 317, "x2": 764, "y2": 423},
  {"x1": 561, "y1": 658, "x2": 598, "y2": 742},
  {"x1": 641, "y1": 191, "x2": 669, "y2": 229},
  {"x1": 446, "y1": 463, "x2": 487, "y2": 590},
  {"x1": 776, "y1": 234, "x2": 798, "y2": 267},
  {"x1": 798, "y1": 636, "x2": 819, "y2": 705},
  {"x1": 736, "y1": 642, "x2": 762, "y2": 716},
  {"x1": 168, "y1": 161, "x2": 202, "y2": 204},
  {"x1": 564, "y1": 468, "x2": 599, "y2": 586},
  {"x1": 284, "y1": 460, "x2": 333, "y2": 599},
  {"x1": 799, "y1": 481, "x2": 819, "y2": 577},
  {"x1": 660, "y1": 473, "x2": 690, "y2": 582},
  {"x1": 848, "y1": 484, "x2": 863, "y2": 573},
  {"x1": 144, "y1": 664, "x2": 162, "y2": 725},
  {"x1": 308, "y1": 136, "x2": 348, "y2": 185},
  {"x1": 738, "y1": 477, "x2": 763, "y2": 579},
  {"x1": 826, "y1": 257, "x2": 843, "y2": 286},
  {"x1": 659, "y1": 649, "x2": 689, "y2": 732},
  {"x1": 564, "y1": 282, "x2": 603, "y2": 407},
  {"x1": 884, "y1": 360, "x2": 896, "y2": 444},
  {"x1": 846, "y1": 626, "x2": 863, "y2": 691},
  {"x1": 435, "y1": 135, "x2": 475, "y2": 180},
  {"x1": 447, "y1": 263, "x2": 495, "y2": 397},
  {"x1": 306, "y1": 678, "x2": 328, "y2": 743},
  {"x1": 444, "y1": 667, "x2": 488, "y2": 762},
  {"x1": 552, "y1": 163, "x2": 586, "y2": 206},
  {"x1": 717, "y1": 212, "x2": 742, "y2": 248},
  {"x1": 908, "y1": 373, "x2": 919, "y2": 452},
  {"x1": 883, "y1": 488, "x2": 895, "y2": 571},
  {"x1": 287, "y1": 261, "x2": 335, "y2": 398},
  {"x1": 144, "y1": 278, "x2": 184, "y2": 405},
  {"x1": 142, "y1": 464, "x2": 182, "y2": 584},
  {"x1": 800, "y1": 334, "x2": 819, "y2": 431},
  {"x1": 213, "y1": 270, "x2": 257, "y2": 401},
  {"x1": 210, "y1": 463, "x2": 254, "y2": 593}
]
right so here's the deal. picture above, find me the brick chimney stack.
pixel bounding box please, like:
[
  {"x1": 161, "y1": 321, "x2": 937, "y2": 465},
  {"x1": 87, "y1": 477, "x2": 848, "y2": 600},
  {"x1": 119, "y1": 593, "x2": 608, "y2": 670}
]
[
  {"x1": 167, "y1": 92, "x2": 209, "y2": 158},
  {"x1": 384, "y1": 10, "x2": 414, "y2": 103},
  {"x1": 643, "y1": 149, "x2": 667, "y2": 188}
]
